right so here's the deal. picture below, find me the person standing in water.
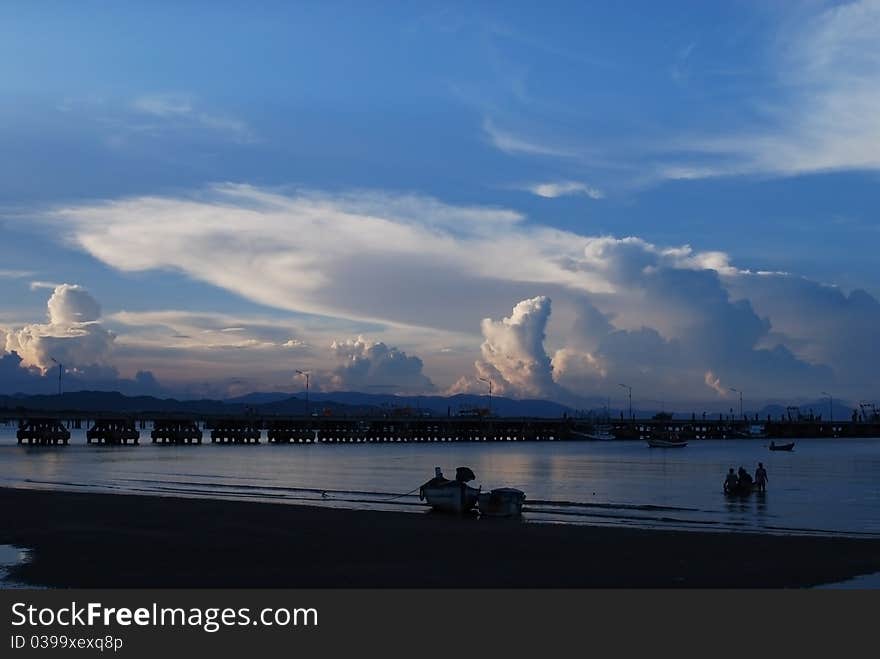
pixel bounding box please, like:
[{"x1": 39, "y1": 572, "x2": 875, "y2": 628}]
[
  {"x1": 755, "y1": 462, "x2": 768, "y2": 492},
  {"x1": 724, "y1": 468, "x2": 739, "y2": 494}
]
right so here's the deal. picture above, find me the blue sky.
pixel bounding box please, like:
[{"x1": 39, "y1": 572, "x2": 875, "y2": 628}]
[{"x1": 1, "y1": 1, "x2": 879, "y2": 408}]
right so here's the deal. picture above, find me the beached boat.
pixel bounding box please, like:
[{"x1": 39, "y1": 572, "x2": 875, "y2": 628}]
[
  {"x1": 419, "y1": 467, "x2": 480, "y2": 513},
  {"x1": 478, "y1": 488, "x2": 526, "y2": 517},
  {"x1": 647, "y1": 437, "x2": 688, "y2": 448},
  {"x1": 769, "y1": 441, "x2": 795, "y2": 451}
]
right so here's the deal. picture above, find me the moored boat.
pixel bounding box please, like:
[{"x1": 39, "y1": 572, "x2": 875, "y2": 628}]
[
  {"x1": 585, "y1": 424, "x2": 615, "y2": 441},
  {"x1": 647, "y1": 437, "x2": 688, "y2": 448},
  {"x1": 478, "y1": 488, "x2": 526, "y2": 517},
  {"x1": 769, "y1": 441, "x2": 795, "y2": 451},
  {"x1": 419, "y1": 467, "x2": 480, "y2": 513}
]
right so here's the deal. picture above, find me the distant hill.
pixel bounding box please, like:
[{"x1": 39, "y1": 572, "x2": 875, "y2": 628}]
[
  {"x1": 0, "y1": 390, "x2": 577, "y2": 418},
  {"x1": 223, "y1": 392, "x2": 297, "y2": 406},
  {"x1": 301, "y1": 391, "x2": 575, "y2": 418},
  {"x1": 756, "y1": 400, "x2": 855, "y2": 422}
]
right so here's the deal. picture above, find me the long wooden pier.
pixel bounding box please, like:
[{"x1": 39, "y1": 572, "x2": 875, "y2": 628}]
[
  {"x1": 16, "y1": 419, "x2": 71, "y2": 445},
  {"x1": 86, "y1": 419, "x2": 139, "y2": 445},
  {"x1": 150, "y1": 420, "x2": 203, "y2": 445},
  {"x1": 4, "y1": 413, "x2": 880, "y2": 445}
]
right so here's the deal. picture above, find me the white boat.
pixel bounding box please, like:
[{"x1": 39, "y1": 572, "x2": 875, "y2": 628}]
[
  {"x1": 478, "y1": 488, "x2": 526, "y2": 517},
  {"x1": 419, "y1": 467, "x2": 481, "y2": 513},
  {"x1": 647, "y1": 437, "x2": 688, "y2": 448},
  {"x1": 586, "y1": 424, "x2": 615, "y2": 441},
  {"x1": 572, "y1": 424, "x2": 616, "y2": 441}
]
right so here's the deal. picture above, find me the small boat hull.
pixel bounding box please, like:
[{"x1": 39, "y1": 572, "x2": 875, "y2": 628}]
[
  {"x1": 769, "y1": 442, "x2": 795, "y2": 451},
  {"x1": 478, "y1": 488, "x2": 526, "y2": 517},
  {"x1": 647, "y1": 438, "x2": 688, "y2": 448},
  {"x1": 420, "y1": 481, "x2": 480, "y2": 513}
]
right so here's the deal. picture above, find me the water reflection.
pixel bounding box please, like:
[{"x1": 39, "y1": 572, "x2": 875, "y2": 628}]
[
  {"x1": 0, "y1": 544, "x2": 33, "y2": 589},
  {"x1": 0, "y1": 429, "x2": 879, "y2": 537}
]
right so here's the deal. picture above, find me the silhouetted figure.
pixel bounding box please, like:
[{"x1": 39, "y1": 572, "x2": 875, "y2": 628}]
[
  {"x1": 738, "y1": 466, "x2": 753, "y2": 490},
  {"x1": 755, "y1": 462, "x2": 768, "y2": 493},
  {"x1": 724, "y1": 468, "x2": 738, "y2": 494}
]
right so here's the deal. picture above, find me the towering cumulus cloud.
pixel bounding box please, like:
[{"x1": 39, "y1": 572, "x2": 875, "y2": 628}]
[
  {"x1": 452, "y1": 297, "x2": 558, "y2": 398},
  {"x1": 0, "y1": 284, "x2": 173, "y2": 396},
  {"x1": 4, "y1": 284, "x2": 114, "y2": 371}
]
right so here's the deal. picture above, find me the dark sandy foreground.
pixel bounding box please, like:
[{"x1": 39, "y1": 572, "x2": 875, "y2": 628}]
[{"x1": 1, "y1": 487, "x2": 879, "y2": 588}]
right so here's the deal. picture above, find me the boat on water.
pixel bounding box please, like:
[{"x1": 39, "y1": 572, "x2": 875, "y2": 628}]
[
  {"x1": 419, "y1": 467, "x2": 481, "y2": 513},
  {"x1": 647, "y1": 438, "x2": 688, "y2": 448},
  {"x1": 769, "y1": 441, "x2": 795, "y2": 451},
  {"x1": 584, "y1": 424, "x2": 616, "y2": 441},
  {"x1": 647, "y1": 431, "x2": 688, "y2": 448},
  {"x1": 478, "y1": 488, "x2": 526, "y2": 517}
]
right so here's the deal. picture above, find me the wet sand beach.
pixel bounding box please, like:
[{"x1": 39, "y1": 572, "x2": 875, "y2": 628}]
[{"x1": 1, "y1": 487, "x2": 879, "y2": 588}]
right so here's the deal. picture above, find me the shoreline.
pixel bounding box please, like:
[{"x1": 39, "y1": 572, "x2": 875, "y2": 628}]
[{"x1": 2, "y1": 486, "x2": 879, "y2": 588}]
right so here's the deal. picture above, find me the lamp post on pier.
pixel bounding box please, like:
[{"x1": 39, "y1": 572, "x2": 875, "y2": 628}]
[
  {"x1": 478, "y1": 377, "x2": 493, "y2": 416},
  {"x1": 296, "y1": 370, "x2": 310, "y2": 416},
  {"x1": 821, "y1": 391, "x2": 833, "y2": 423},
  {"x1": 618, "y1": 383, "x2": 632, "y2": 420},
  {"x1": 729, "y1": 388, "x2": 743, "y2": 419}
]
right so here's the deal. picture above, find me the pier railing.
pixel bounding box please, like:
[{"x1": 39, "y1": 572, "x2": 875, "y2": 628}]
[{"x1": 3, "y1": 412, "x2": 880, "y2": 444}]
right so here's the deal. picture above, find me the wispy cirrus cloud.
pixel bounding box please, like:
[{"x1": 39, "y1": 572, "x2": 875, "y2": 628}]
[
  {"x1": 526, "y1": 180, "x2": 604, "y2": 199},
  {"x1": 482, "y1": 118, "x2": 575, "y2": 158},
  {"x1": 479, "y1": 1, "x2": 880, "y2": 186},
  {"x1": 657, "y1": 0, "x2": 880, "y2": 179},
  {"x1": 131, "y1": 93, "x2": 256, "y2": 144},
  {"x1": 0, "y1": 269, "x2": 34, "y2": 280},
  {"x1": 55, "y1": 93, "x2": 257, "y2": 147}
]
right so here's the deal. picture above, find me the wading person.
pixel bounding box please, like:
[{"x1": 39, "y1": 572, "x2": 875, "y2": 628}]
[
  {"x1": 724, "y1": 468, "x2": 738, "y2": 494},
  {"x1": 755, "y1": 462, "x2": 768, "y2": 492}
]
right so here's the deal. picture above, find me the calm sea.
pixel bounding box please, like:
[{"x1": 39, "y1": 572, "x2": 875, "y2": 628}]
[{"x1": 1, "y1": 424, "x2": 878, "y2": 537}]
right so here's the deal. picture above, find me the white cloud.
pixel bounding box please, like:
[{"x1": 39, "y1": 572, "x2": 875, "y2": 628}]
[
  {"x1": 25, "y1": 184, "x2": 880, "y2": 400},
  {"x1": 704, "y1": 370, "x2": 727, "y2": 397},
  {"x1": 132, "y1": 94, "x2": 194, "y2": 117},
  {"x1": 29, "y1": 280, "x2": 62, "y2": 291},
  {"x1": 3, "y1": 284, "x2": 114, "y2": 372},
  {"x1": 326, "y1": 336, "x2": 434, "y2": 393},
  {"x1": 130, "y1": 93, "x2": 256, "y2": 143},
  {"x1": 527, "y1": 181, "x2": 604, "y2": 199},
  {"x1": 468, "y1": 296, "x2": 559, "y2": 398},
  {"x1": 482, "y1": 118, "x2": 575, "y2": 157},
  {"x1": 47, "y1": 185, "x2": 739, "y2": 337},
  {"x1": 0, "y1": 269, "x2": 34, "y2": 279},
  {"x1": 664, "y1": 0, "x2": 880, "y2": 178},
  {"x1": 46, "y1": 284, "x2": 101, "y2": 324}
]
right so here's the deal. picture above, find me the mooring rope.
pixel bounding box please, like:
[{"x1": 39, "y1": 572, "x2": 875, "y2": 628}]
[{"x1": 319, "y1": 484, "x2": 424, "y2": 502}]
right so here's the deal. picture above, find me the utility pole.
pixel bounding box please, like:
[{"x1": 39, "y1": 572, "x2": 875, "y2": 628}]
[
  {"x1": 618, "y1": 383, "x2": 632, "y2": 420},
  {"x1": 296, "y1": 370, "x2": 310, "y2": 416},
  {"x1": 821, "y1": 391, "x2": 833, "y2": 423},
  {"x1": 479, "y1": 377, "x2": 493, "y2": 416},
  {"x1": 729, "y1": 388, "x2": 743, "y2": 418}
]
